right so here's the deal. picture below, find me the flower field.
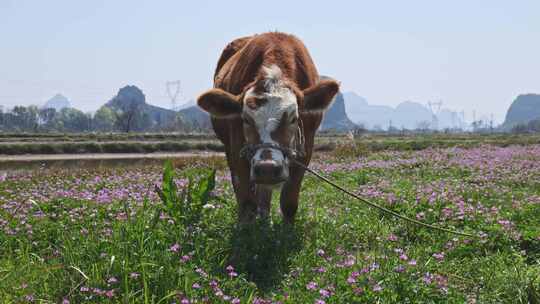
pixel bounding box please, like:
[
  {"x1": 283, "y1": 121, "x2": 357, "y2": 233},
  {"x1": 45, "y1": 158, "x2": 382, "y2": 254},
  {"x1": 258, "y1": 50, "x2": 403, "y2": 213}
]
[{"x1": 1, "y1": 144, "x2": 540, "y2": 303}]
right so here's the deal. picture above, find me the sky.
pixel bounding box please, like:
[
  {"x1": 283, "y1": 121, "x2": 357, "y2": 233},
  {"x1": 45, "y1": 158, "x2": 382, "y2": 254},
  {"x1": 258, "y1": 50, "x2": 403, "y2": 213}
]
[{"x1": 1, "y1": 0, "x2": 539, "y2": 124}]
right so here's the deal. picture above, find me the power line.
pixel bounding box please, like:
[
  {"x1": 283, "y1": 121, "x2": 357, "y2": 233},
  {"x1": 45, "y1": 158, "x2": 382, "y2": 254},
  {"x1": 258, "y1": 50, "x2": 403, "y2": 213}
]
[
  {"x1": 427, "y1": 100, "x2": 443, "y2": 130},
  {"x1": 166, "y1": 80, "x2": 181, "y2": 111}
]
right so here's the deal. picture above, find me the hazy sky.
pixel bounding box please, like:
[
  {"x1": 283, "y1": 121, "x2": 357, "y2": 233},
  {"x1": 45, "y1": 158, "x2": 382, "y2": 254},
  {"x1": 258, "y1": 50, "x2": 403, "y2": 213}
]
[{"x1": 1, "y1": 0, "x2": 539, "y2": 123}]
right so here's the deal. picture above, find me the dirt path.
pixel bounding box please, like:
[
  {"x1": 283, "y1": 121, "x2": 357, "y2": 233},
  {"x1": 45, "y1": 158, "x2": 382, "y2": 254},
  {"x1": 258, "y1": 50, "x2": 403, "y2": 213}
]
[{"x1": 0, "y1": 151, "x2": 224, "y2": 162}]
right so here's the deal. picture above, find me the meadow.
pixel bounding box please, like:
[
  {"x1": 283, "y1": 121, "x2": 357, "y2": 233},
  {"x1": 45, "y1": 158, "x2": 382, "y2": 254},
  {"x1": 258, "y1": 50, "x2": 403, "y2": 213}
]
[{"x1": 1, "y1": 139, "x2": 540, "y2": 303}]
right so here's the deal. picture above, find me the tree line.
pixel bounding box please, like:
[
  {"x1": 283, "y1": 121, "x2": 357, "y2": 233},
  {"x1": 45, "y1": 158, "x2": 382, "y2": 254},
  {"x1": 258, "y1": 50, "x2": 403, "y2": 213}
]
[{"x1": 0, "y1": 104, "x2": 203, "y2": 133}]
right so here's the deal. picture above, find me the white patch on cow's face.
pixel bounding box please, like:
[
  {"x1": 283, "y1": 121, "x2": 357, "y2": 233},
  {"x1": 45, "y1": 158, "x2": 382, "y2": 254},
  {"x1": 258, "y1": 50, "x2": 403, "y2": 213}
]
[
  {"x1": 242, "y1": 65, "x2": 298, "y2": 185},
  {"x1": 243, "y1": 65, "x2": 298, "y2": 163}
]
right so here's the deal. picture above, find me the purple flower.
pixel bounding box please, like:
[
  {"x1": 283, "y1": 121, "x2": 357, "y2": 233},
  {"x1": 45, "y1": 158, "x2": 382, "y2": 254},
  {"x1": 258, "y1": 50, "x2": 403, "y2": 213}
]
[
  {"x1": 394, "y1": 265, "x2": 405, "y2": 273},
  {"x1": 408, "y1": 259, "x2": 417, "y2": 266},
  {"x1": 169, "y1": 243, "x2": 181, "y2": 253},
  {"x1": 232, "y1": 298, "x2": 241, "y2": 304},
  {"x1": 107, "y1": 277, "x2": 118, "y2": 284},
  {"x1": 315, "y1": 300, "x2": 326, "y2": 304},
  {"x1": 192, "y1": 283, "x2": 201, "y2": 289},
  {"x1": 130, "y1": 272, "x2": 140, "y2": 279},
  {"x1": 105, "y1": 289, "x2": 115, "y2": 298},
  {"x1": 372, "y1": 284, "x2": 383, "y2": 292},
  {"x1": 306, "y1": 281, "x2": 318, "y2": 290},
  {"x1": 387, "y1": 234, "x2": 398, "y2": 241},
  {"x1": 62, "y1": 299, "x2": 70, "y2": 304},
  {"x1": 369, "y1": 262, "x2": 379, "y2": 271},
  {"x1": 319, "y1": 289, "x2": 331, "y2": 298},
  {"x1": 423, "y1": 272, "x2": 434, "y2": 284},
  {"x1": 432, "y1": 252, "x2": 445, "y2": 261},
  {"x1": 195, "y1": 267, "x2": 208, "y2": 277}
]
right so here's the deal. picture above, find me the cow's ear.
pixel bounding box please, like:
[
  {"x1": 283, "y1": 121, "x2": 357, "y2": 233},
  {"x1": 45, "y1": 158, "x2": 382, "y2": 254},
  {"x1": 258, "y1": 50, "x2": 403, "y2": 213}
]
[
  {"x1": 197, "y1": 89, "x2": 242, "y2": 118},
  {"x1": 301, "y1": 80, "x2": 340, "y2": 113}
]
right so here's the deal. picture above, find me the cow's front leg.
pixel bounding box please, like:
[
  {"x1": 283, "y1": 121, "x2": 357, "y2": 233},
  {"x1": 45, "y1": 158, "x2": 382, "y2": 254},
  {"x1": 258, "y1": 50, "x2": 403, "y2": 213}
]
[
  {"x1": 279, "y1": 165, "x2": 306, "y2": 224},
  {"x1": 231, "y1": 167, "x2": 257, "y2": 224},
  {"x1": 256, "y1": 186, "x2": 273, "y2": 219}
]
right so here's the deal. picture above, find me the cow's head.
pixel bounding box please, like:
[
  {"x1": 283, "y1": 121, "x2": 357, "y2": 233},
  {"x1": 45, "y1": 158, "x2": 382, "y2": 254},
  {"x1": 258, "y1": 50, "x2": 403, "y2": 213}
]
[{"x1": 198, "y1": 65, "x2": 339, "y2": 186}]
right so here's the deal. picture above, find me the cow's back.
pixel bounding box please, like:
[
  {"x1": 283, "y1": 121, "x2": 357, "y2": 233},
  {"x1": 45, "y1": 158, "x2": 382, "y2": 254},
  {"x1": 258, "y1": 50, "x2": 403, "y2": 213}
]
[{"x1": 214, "y1": 32, "x2": 320, "y2": 95}]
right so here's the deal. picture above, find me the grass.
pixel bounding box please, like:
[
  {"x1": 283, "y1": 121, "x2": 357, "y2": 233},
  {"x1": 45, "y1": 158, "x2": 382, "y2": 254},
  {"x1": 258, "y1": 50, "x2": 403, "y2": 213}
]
[
  {"x1": 1, "y1": 133, "x2": 539, "y2": 155},
  {"x1": 1, "y1": 142, "x2": 540, "y2": 303}
]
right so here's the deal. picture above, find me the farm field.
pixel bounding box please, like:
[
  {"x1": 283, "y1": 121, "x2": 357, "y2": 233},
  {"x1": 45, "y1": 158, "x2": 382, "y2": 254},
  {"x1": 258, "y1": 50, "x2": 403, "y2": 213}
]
[
  {"x1": 0, "y1": 132, "x2": 539, "y2": 155},
  {"x1": 1, "y1": 141, "x2": 540, "y2": 303}
]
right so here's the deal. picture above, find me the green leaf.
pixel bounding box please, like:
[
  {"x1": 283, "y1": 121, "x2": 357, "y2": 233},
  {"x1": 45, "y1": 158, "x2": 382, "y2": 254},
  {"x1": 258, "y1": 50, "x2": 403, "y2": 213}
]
[{"x1": 161, "y1": 159, "x2": 177, "y2": 207}]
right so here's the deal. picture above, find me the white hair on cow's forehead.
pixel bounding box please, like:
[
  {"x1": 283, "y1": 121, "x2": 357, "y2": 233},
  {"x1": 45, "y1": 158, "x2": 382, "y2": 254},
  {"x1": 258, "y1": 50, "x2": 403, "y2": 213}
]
[
  {"x1": 243, "y1": 65, "x2": 298, "y2": 137},
  {"x1": 261, "y1": 65, "x2": 282, "y2": 86},
  {"x1": 243, "y1": 65, "x2": 298, "y2": 162}
]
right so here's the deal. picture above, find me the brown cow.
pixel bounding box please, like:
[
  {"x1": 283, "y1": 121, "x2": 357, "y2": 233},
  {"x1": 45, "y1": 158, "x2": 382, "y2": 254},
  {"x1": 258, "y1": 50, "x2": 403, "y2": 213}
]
[{"x1": 197, "y1": 32, "x2": 339, "y2": 224}]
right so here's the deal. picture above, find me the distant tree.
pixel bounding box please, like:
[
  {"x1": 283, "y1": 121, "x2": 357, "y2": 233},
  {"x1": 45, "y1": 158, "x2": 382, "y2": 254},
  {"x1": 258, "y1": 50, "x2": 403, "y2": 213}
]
[
  {"x1": 352, "y1": 124, "x2": 367, "y2": 136},
  {"x1": 387, "y1": 126, "x2": 400, "y2": 134},
  {"x1": 57, "y1": 108, "x2": 90, "y2": 132},
  {"x1": 107, "y1": 86, "x2": 152, "y2": 133},
  {"x1": 511, "y1": 123, "x2": 528, "y2": 134},
  {"x1": 10, "y1": 105, "x2": 39, "y2": 131},
  {"x1": 113, "y1": 102, "x2": 141, "y2": 133},
  {"x1": 94, "y1": 106, "x2": 116, "y2": 132},
  {"x1": 416, "y1": 121, "x2": 431, "y2": 133},
  {"x1": 38, "y1": 108, "x2": 57, "y2": 131},
  {"x1": 527, "y1": 119, "x2": 540, "y2": 132}
]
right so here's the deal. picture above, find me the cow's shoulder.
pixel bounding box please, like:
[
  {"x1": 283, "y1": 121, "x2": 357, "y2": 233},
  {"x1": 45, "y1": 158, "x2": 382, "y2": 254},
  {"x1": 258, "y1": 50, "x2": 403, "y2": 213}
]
[{"x1": 214, "y1": 36, "x2": 253, "y2": 80}]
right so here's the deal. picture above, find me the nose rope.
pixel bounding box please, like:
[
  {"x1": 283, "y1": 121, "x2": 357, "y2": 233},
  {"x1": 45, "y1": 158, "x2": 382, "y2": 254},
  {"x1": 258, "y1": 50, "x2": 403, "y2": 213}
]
[
  {"x1": 239, "y1": 142, "x2": 305, "y2": 161},
  {"x1": 239, "y1": 117, "x2": 307, "y2": 161},
  {"x1": 289, "y1": 158, "x2": 478, "y2": 238}
]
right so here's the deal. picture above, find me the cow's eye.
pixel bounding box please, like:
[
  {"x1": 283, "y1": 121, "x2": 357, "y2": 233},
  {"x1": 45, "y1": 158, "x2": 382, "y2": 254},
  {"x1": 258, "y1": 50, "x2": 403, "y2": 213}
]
[{"x1": 290, "y1": 116, "x2": 298, "y2": 124}]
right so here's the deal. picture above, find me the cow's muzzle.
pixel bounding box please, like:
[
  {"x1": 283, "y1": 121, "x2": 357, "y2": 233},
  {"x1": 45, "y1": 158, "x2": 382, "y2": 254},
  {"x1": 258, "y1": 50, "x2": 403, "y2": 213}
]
[
  {"x1": 240, "y1": 143, "x2": 299, "y2": 186},
  {"x1": 251, "y1": 158, "x2": 288, "y2": 185}
]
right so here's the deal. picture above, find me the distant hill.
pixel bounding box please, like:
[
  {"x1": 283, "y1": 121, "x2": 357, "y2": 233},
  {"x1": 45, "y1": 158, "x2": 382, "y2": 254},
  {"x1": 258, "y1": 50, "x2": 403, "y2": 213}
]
[
  {"x1": 320, "y1": 91, "x2": 357, "y2": 131},
  {"x1": 392, "y1": 101, "x2": 432, "y2": 129},
  {"x1": 343, "y1": 92, "x2": 465, "y2": 130},
  {"x1": 43, "y1": 94, "x2": 71, "y2": 111},
  {"x1": 343, "y1": 92, "x2": 393, "y2": 129},
  {"x1": 105, "y1": 85, "x2": 178, "y2": 129},
  {"x1": 319, "y1": 76, "x2": 356, "y2": 131},
  {"x1": 178, "y1": 99, "x2": 197, "y2": 110},
  {"x1": 179, "y1": 105, "x2": 210, "y2": 129},
  {"x1": 503, "y1": 94, "x2": 540, "y2": 128}
]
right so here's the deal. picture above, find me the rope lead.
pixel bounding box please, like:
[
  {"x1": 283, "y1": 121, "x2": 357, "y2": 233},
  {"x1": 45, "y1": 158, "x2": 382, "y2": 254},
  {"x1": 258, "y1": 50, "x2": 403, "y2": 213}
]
[{"x1": 291, "y1": 159, "x2": 478, "y2": 238}]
